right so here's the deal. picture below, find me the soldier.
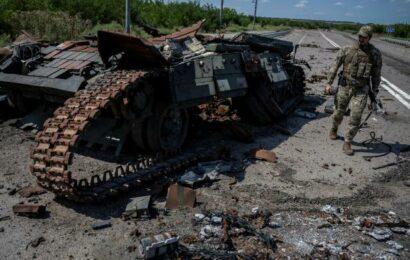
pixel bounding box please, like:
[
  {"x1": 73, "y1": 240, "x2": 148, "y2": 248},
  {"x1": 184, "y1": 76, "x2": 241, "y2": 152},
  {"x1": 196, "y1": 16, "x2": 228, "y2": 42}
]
[{"x1": 324, "y1": 25, "x2": 382, "y2": 155}]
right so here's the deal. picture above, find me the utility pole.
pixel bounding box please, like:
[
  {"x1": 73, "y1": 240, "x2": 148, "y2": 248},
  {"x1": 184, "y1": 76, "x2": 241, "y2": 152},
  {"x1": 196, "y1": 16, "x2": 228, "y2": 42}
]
[
  {"x1": 125, "y1": 0, "x2": 131, "y2": 33},
  {"x1": 252, "y1": 0, "x2": 258, "y2": 30},
  {"x1": 219, "y1": 0, "x2": 224, "y2": 29}
]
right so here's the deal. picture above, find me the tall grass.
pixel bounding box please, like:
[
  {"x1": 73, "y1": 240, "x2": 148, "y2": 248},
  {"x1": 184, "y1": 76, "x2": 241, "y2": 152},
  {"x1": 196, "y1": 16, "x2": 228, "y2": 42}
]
[{"x1": 10, "y1": 11, "x2": 92, "y2": 42}]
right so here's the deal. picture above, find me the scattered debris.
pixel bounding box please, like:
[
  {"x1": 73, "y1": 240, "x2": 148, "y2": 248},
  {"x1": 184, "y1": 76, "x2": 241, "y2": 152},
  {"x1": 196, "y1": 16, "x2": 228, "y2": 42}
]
[
  {"x1": 182, "y1": 234, "x2": 198, "y2": 244},
  {"x1": 386, "y1": 240, "x2": 404, "y2": 250},
  {"x1": 8, "y1": 188, "x2": 17, "y2": 196},
  {"x1": 306, "y1": 74, "x2": 327, "y2": 83},
  {"x1": 321, "y1": 205, "x2": 342, "y2": 215},
  {"x1": 137, "y1": 232, "x2": 179, "y2": 259},
  {"x1": 373, "y1": 159, "x2": 408, "y2": 170},
  {"x1": 179, "y1": 160, "x2": 234, "y2": 187},
  {"x1": 391, "y1": 227, "x2": 407, "y2": 234},
  {"x1": 124, "y1": 195, "x2": 151, "y2": 219},
  {"x1": 294, "y1": 109, "x2": 317, "y2": 119},
  {"x1": 17, "y1": 185, "x2": 46, "y2": 198},
  {"x1": 251, "y1": 207, "x2": 260, "y2": 214},
  {"x1": 13, "y1": 204, "x2": 46, "y2": 217},
  {"x1": 0, "y1": 227, "x2": 4, "y2": 232},
  {"x1": 130, "y1": 228, "x2": 141, "y2": 237},
  {"x1": 366, "y1": 228, "x2": 393, "y2": 241},
  {"x1": 300, "y1": 43, "x2": 319, "y2": 48},
  {"x1": 0, "y1": 215, "x2": 11, "y2": 221},
  {"x1": 403, "y1": 180, "x2": 410, "y2": 187},
  {"x1": 200, "y1": 225, "x2": 223, "y2": 239},
  {"x1": 165, "y1": 183, "x2": 196, "y2": 209},
  {"x1": 91, "y1": 221, "x2": 112, "y2": 230},
  {"x1": 321, "y1": 163, "x2": 329, "y2": 170},
  {"x1": 195, "y1": 213, "x2": 206, "y2": 221},
  {"x1": 249, "y1": 149, "x2": 277, "y2": 163},
  {"x1": 27, "y1": 236, "x2": 45, "y2": 249}
]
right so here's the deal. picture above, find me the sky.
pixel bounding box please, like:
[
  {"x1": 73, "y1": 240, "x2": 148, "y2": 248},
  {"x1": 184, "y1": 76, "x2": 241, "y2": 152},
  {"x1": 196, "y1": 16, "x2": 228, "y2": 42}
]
[{"x1": 192, "y1": 0, "x2": 410, "y2": 24}]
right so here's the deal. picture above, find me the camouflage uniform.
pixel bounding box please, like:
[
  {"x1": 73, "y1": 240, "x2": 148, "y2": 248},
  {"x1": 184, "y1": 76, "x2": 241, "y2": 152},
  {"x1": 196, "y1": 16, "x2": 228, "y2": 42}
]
[{"x1": 327, "y1": 41, "x2": 382, "y2": 142}]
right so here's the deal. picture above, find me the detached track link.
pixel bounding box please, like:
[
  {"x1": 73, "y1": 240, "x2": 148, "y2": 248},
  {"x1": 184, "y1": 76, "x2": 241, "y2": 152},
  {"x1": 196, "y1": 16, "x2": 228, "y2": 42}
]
[{"x1": 30, "y1": 69, "x2": 222, "y2": 202}]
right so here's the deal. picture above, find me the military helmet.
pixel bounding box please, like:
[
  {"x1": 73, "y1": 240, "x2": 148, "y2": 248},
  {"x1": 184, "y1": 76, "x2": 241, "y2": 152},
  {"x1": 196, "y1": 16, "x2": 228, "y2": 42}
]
[{"x1": 358, "y1": 25, "x2": 373, "y2": 39}]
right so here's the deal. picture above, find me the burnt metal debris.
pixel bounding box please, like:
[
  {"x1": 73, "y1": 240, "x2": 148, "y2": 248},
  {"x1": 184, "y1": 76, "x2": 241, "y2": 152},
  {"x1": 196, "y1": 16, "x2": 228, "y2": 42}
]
[
  {"x1": 0, "y1": 20, "x2": 306, "y2": 202},
  {"x1": 137, "y1": 232, "x2": 179, "y2": 259},
  {"x1": 165, "y1": 183, "x2": 196, "y2": 209},
  {"x1": 12, "y1": 204, "x2": 46, "y2": 217},
  {"x1": 124, "y1": 195, "x2": 151, "y2": 219}
]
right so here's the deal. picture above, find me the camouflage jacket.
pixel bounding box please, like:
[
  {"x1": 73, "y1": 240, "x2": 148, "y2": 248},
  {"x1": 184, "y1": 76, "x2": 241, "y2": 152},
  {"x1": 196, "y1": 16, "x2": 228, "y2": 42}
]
[{"x1": 327, "y1": 43, "x2": 382, "y2": 92}]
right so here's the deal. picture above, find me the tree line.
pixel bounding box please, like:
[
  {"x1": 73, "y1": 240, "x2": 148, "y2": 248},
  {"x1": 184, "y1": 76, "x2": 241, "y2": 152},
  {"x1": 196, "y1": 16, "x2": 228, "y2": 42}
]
[{"x1": 0, "y1": 0, "x2": 409, "y2": 44}]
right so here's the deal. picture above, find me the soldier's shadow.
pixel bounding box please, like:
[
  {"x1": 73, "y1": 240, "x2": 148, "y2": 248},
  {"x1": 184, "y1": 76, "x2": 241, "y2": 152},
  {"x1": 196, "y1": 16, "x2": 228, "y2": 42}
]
[{"x1": 351, "y1": 139, "x2": 408, "y2": 158}]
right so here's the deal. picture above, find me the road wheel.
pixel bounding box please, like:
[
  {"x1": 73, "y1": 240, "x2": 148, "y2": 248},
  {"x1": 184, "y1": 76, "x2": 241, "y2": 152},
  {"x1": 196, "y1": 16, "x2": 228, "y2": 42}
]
[
  {"x1": 6, "y1": 91, "x2": 32, "y2": 114},
  {"x1": 144, "y1": 101, "x2": 189, "y2": 152}
]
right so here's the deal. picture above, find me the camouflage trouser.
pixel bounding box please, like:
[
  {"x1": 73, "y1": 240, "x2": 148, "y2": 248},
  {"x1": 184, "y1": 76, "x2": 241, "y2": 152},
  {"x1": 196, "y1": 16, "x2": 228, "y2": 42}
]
[{"x1": 331, "y1": 85, "x2": 368, "y2": 142}]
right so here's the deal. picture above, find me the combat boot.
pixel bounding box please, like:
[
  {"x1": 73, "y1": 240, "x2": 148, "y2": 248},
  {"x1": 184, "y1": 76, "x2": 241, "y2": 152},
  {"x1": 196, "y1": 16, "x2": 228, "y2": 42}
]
[
  {"x1": 329, "y1": 128, "x2": 337, "y2": 140},
  {"x1": 343, "y1": 142, "x2": 354, "y2": 156}
]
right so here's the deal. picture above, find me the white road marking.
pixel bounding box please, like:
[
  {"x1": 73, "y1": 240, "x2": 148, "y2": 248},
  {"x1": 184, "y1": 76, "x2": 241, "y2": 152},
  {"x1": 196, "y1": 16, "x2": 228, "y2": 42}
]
[
  {"x1": 298, "y1": 33, "x2": 307, "y2": 45},
  {"x1": 319, "y1": 31, "x2": 410, "y2": 110}
]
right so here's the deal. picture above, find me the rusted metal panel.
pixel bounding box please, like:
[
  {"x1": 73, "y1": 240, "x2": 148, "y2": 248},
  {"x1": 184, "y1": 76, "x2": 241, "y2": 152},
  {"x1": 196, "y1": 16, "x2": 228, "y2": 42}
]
[
  {"x1": 64, "y1": 51, "x2": 83, "y2": 60},
  {"x1": 165, "y1": 183, "x2": 196, "y2": 209},
  {"x1": 98, "y1": 30, "x2": 168, "y2": 67},
  {"x1": 45, "y1": 58, "x2": 63, "y2": 68},
  {"x1": 73, "y1": 52, "x2": 90, "y2": 61},
  {"x1": 65, "y1": 61, "x2": 83, "y2": 70},
  {"x1": 149, "y1": 19, "x2": 205, "y2": 44},
  {"x1": 13, "y1": 204, "x2": 46, "y2": 216},
  {"x1": 81, "y1": 52, "x2": 96, "y2": 61},
  {"x1": 51, "y1": 59, "x2": 69, "y2": 68},
  {"x1": 70, "y1": 45, "x2": 89, "y2": 52},
  {"x1": 58, "y1": 60, "x2": 74, "y2": 69},
  {"x1": 44, "y1": 50, "x2": 60, "y2": 60},
  {"x1": 73, "y1": 60, "x2": 92, "y2": 70},
  {"x1": 82, "y1": 47, "x2": 98, "y2": 53},
  {"x1": 56, "y1": 41, "x2": 89, "y2": 51}
]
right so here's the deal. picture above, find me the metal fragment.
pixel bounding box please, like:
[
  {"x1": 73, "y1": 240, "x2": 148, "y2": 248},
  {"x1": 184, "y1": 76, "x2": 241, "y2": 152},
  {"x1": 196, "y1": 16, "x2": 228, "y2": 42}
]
[
  {"x1": 165, "y1": 183, "x2": 196, "y2": 209},
  {"x1": 124, "y1": 195, "x2": 151, "y2": 219},
  {"x1": 249, "y1": 149, "x2": 278, "y2": 163},
  {"x1": 138, "y1": 232, "x2": 179, "y2": 259},
  {"x1": 91, "y1": 221, "x2": 111, "y2": 230},
  {"x1": 17, "y1": 185, "x2": 46, "y2": 198},
  {"x1": 13, "y1": 204, "x2": 46, "y2": 216}
]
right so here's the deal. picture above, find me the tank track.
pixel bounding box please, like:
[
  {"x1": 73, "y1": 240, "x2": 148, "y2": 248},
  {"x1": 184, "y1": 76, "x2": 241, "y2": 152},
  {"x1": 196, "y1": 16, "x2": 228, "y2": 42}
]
[{"x1": 29, "y1": 70, "x2": 221, "y2": 202}]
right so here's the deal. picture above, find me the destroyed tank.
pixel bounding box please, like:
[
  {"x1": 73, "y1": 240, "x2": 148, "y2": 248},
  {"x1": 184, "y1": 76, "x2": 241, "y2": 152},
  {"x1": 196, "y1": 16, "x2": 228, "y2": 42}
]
[{"x1": 0, "y1": 21, "x2": 306, "y2": 201}]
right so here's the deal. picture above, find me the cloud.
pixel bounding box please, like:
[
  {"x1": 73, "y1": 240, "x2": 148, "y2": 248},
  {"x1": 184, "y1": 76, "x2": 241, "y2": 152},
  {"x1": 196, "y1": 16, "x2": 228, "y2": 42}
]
[
  {"x1": 405, "y1": 0, "x2": 410, "y2": 3},
  {"x1": 334, "y1": 1, "x2": 343, "y2": 6},
  {"x1": 295, "y1": 0, "x2": 308, "y2": 8},
  {"x1": 261, "y1": 0, "x2": 269, "y2": 3},
  {"x1": 314, "y1": 11, "x2": 325, "y2": 15},
  {"x1": 355, "y1": 5, "x2": 363, "y2": 8},
  {"x1": 345, "y1": 12, "x2": 354, "y2": 17}
]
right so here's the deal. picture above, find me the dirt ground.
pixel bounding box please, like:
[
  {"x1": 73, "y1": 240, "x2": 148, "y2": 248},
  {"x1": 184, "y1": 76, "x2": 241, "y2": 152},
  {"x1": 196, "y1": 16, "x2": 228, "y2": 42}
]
[{"x1": 1, "y1": 29, "x2": 410, "y2": 259}]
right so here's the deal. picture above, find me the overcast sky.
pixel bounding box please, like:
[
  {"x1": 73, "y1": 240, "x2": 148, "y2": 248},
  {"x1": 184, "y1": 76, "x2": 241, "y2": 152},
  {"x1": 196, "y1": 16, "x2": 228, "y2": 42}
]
[{"x1": 192, "y1": 0, "x2": 410, "y2": 24}]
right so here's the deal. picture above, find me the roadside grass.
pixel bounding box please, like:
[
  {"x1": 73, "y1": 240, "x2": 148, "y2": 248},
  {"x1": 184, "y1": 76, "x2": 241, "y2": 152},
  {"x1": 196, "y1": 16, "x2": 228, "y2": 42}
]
[
  {"x1": 9, "y1": 11, "x2": 92, "y2": 42},
  {"x1": 0, "y1": 34, "x2": 11, "y2": 47}
]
